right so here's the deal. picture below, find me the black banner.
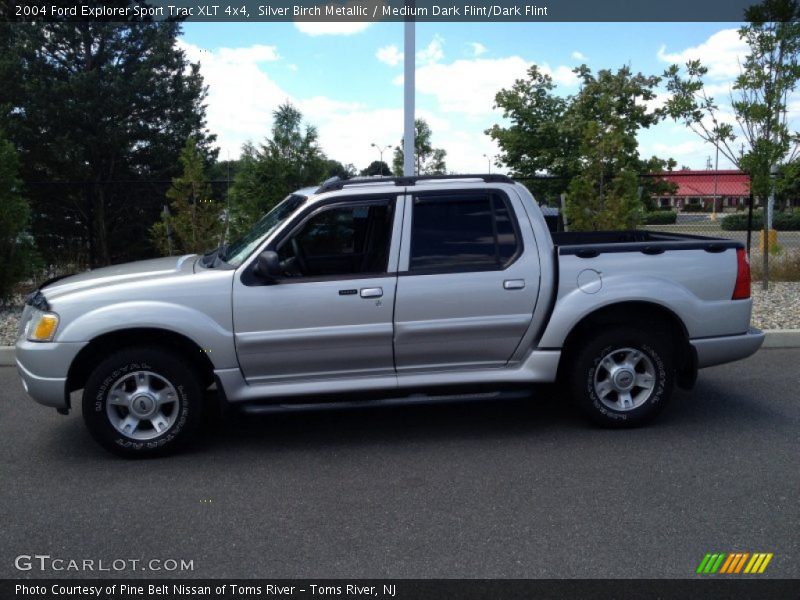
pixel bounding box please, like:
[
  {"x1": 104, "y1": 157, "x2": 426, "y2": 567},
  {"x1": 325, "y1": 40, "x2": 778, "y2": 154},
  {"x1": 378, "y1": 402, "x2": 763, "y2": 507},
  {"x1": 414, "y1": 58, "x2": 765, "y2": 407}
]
[
  {"x1": 4, "y1": 0, "x2": 761, "y2": 23},
  {"x1": 2, "y1": 579, "x2": 799, "y2": 600}
]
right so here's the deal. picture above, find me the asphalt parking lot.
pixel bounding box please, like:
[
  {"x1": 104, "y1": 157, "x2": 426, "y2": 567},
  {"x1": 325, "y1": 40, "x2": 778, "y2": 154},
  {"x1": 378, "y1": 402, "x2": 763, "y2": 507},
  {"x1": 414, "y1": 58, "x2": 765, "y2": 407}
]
[{"x1": 1, "y1": 349, "x2": 798, "y2": 579}]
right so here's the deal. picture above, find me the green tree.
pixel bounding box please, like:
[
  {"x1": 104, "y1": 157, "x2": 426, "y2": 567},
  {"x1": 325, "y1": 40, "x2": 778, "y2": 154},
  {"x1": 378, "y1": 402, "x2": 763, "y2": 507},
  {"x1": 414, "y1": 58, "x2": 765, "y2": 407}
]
[
  {"x1": 392, "y1": 119, "x2": 447, "y2": 175},
  {"x1": 487, "y1": 65, "x2": 578, "y2": 180},
  {"x1": 151, "y1": 138, "x2": 223, "y2": 255},
  {"x1": 325, "y1": 159, "x2": 357, "y2": 180},
  {"x1": 663, "y1": 0, "x2": 800, "y2": 205},
  {"x1": 564, "y1": 67, "x2": 662, "y2": 229},
  {"x1": 639, "y1": 156, "x2": 679, "y2": 211},
  {"x1": 777, "y1": 158, "x2": 800, "y2": 207},
  {"x1": 360, "y1": 160, "x2": 392, "y2": 176},
  {"x1": 1, "y1": 16, "x2": 215, "y2": 267},
  {"x1": 228, "y1": 103, "x2": 327, "y2": 237},
  {"x1": 0, "y1": 134, "x2": 40, "y2": 300},
  {"x1": 490, "y1": 65, "x2": 664, "y2": 229}
]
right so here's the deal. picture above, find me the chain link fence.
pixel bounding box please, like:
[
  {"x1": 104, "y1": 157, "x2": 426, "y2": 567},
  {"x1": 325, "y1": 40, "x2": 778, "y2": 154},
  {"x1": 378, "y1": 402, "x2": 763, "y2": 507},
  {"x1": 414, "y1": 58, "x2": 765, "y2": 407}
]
[
  {"x1": 18, "y1": 172, "x2": 800, "y2": 287},
  {"x1": 519, "y1": 171, "x2": 800, "y2": 284}
]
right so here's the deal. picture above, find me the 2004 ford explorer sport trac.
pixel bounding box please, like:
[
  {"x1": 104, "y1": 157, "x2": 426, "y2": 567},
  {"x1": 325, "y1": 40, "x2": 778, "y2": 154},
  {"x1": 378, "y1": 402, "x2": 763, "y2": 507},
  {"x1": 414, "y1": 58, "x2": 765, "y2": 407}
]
[{"x1": 16, "y1": 174, "x2": 764, "y2": 456}]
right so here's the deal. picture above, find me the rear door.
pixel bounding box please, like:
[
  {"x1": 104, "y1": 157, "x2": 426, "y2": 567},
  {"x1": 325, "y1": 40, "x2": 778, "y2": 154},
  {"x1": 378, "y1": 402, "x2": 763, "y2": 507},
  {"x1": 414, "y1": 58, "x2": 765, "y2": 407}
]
[{"x1": 393, "y1": 187, "x2": 540, "y2": 372}]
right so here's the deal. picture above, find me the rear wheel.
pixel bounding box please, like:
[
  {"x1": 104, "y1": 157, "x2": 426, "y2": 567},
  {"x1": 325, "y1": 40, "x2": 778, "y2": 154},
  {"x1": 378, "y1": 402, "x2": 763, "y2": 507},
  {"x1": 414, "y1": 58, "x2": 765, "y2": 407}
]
[
  {"x1": 568, "y1": 327, "x2": 674, "y2": 427},
  {"x1": 82, "y1": 346, "x2": 204, "y2": 457}
]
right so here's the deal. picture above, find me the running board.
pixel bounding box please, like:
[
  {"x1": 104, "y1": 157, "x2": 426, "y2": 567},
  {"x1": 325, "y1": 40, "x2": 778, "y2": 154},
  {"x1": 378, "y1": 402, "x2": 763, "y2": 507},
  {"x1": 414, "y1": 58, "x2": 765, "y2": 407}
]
[{"x1": 239, "y1": 390, "x2": 531, "y2": 415}]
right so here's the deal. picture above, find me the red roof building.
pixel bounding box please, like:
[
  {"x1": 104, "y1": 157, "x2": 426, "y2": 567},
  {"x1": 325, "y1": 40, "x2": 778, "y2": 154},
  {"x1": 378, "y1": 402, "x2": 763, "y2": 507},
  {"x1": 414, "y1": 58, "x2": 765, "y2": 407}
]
[{"x1": 652, "y1": 170, "x2": 750, "y2": 211}]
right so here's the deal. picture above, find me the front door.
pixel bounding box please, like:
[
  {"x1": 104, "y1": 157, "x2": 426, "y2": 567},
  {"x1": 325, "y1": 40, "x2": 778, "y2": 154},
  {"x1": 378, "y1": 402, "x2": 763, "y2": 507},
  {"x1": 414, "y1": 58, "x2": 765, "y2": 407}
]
[{"x1": 233, "y1": 195, "x2": 402, "y2": 383}]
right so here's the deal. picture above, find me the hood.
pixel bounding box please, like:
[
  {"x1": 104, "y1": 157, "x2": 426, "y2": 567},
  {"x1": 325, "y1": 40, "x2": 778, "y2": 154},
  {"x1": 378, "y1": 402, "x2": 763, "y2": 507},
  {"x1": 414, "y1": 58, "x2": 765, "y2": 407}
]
[{"x1": 40, "y1": 255, "x2": 198, "y2": 301}]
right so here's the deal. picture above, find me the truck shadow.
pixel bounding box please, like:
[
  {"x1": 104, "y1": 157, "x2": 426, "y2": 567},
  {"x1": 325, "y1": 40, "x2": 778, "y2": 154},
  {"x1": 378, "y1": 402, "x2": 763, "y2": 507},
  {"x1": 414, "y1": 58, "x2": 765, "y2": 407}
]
[
  {"x1": 41, "y1": 376, "x2": 787, "y2": 461},
  {"x1": 200, "y1": 386, "x2": 577, "y2": 454}
]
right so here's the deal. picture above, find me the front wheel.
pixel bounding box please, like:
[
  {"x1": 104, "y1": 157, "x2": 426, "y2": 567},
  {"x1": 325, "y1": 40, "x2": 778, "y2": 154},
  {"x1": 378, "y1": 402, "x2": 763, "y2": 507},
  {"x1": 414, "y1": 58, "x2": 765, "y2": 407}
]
[
  {"x1": 568, "y1": 327, "x2": 674, "y2": 427},
  {"x1": 82, "y1": 346, "x2": 204, "y2": 457}
]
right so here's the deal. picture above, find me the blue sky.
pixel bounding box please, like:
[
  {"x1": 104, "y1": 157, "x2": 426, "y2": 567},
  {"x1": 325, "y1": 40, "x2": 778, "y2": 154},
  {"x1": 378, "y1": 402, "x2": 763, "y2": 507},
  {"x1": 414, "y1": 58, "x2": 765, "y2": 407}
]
[{"x1": 180, "y1": 21, "x2": 798, "y2": 173}]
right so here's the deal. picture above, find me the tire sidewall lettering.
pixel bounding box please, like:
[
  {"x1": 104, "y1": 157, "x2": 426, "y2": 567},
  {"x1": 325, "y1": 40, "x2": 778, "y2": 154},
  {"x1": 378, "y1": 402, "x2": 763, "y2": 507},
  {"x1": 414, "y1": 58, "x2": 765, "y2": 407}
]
[{"x1": 93, "y1": 362, "x2": 188, "y2": 448}]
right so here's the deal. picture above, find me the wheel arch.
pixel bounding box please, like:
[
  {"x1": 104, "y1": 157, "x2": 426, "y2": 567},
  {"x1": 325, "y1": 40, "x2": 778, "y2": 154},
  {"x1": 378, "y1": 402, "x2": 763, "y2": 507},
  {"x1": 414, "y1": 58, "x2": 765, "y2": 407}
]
[
  {"x1": 556, "y1": 301, "x2": 697, "y2": 389},
  {"x1": 67, "y1": 328, "x2": 216, "y2": 395}
]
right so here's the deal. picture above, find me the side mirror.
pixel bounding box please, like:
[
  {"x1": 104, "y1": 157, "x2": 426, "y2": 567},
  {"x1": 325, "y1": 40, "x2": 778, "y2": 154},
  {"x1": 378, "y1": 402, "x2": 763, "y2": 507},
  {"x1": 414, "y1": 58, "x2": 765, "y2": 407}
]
[{"x1": 254, "y1": 250, "x2": 281, "y2": 282}]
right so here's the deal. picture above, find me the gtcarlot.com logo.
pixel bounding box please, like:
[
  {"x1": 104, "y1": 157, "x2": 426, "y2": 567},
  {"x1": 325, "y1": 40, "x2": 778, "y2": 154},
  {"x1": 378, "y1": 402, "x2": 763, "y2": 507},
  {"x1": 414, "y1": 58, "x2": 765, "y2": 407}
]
[
  {"x1": 696, "y1": 552, "x2": 773, "y2": 574},
  {"x1": 14, "y1": 554, "x2": 194, "y2": 572}
]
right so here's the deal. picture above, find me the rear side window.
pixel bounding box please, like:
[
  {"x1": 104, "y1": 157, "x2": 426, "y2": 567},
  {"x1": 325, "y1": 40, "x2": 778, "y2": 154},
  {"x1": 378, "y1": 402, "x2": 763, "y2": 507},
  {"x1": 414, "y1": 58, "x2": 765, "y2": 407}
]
[{"x1": 410, "y1": 192, "x2": 520, "y2": 272}]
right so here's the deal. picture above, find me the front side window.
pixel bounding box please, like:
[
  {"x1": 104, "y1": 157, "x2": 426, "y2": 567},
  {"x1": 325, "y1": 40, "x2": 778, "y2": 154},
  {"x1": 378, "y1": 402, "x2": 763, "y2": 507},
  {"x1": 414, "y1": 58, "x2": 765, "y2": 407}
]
[
  {"x1": 224, "y1": 194, "x2": 306, "y2": 267},
  {"x1": 410, "y1": 192, "x2": 520, "y2": 272},
  {"x1": 277, "y1": 200, "x2": 393, "y2": 278}
]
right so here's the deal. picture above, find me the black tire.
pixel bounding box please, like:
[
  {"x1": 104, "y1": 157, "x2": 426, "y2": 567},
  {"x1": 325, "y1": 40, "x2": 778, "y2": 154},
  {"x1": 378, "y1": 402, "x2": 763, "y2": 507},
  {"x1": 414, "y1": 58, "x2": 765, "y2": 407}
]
[
  {"x1": 568, "y1": 327, "x2": 674, "y2": 427},
  {"x1": 82, "y1": 346, "x2": 204, "y2": 457}
]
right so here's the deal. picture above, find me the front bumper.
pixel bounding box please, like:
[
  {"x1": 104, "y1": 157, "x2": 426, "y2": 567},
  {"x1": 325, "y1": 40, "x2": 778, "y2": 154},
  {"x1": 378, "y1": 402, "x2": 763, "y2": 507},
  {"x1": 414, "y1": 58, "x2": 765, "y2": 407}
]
[
  {"x1": 15, "y1": 340, "x2": 87, "y2": 409},
  {"x1": 690, "y1": 328, "x2": 765, "y2": 369}
]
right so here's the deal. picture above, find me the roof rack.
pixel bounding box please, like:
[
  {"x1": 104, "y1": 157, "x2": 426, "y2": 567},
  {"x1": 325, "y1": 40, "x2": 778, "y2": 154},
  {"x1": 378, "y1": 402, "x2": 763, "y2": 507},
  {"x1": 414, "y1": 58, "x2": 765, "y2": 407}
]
[{"x1": 314, "y1": 173, "x2": 514, "y2": 194}]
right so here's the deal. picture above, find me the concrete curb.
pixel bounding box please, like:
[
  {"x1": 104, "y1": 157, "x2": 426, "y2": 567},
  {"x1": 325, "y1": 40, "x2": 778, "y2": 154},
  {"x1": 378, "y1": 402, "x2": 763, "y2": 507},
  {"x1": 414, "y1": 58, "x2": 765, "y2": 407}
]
[
  {"x1": 1, "y1": 330, "x2": 799, "y2": 367},
  {"x1": 761, "y1": 329, "x2": 800, "y2": 348},
  {"x1": 1, "y1": 346, "x2": 14, "y2": 366}
]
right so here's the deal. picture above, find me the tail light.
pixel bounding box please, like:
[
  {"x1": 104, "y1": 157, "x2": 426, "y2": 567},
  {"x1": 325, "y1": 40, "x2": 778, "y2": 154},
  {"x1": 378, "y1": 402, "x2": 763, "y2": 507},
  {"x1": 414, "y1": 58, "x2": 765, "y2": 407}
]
[{"x1": 732, "y1": 248, "x2": 751, "y2": 300}]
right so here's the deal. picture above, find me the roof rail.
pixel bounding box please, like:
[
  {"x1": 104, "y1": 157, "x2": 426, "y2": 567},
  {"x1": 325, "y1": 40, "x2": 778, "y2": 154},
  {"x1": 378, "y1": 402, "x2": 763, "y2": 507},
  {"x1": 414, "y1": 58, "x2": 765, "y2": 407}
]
[{"x1": 314, "y1": 173, "x2": 514, "y2": 194}]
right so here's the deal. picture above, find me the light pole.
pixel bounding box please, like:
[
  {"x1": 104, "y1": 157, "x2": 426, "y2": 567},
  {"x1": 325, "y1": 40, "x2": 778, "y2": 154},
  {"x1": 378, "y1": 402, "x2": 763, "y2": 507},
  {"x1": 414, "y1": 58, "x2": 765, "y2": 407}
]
[
  {"x1": 403, "y1": 16, "x2": 415, "y2": 177},
  {"x1": 370, "y1": 142, "x2": 390, "y2": 167},
  {"x1": 712, "y1": 143, "x2": 719, "y2": 221},
  {"x1": 483, "y1": 153, "x2": 494, "y2": 174}
]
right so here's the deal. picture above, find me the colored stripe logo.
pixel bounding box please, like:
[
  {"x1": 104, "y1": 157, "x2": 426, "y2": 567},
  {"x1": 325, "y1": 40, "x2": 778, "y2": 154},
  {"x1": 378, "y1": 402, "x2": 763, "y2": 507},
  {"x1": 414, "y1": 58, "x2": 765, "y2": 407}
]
[{"x1": 696, "y1": 552, "x2": 773, "y2": 574}]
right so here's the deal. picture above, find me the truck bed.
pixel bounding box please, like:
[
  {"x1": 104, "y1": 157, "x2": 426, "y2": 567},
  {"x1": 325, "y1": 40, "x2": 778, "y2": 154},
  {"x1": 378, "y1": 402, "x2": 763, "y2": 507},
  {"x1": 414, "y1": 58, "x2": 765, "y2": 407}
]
[{"x1": 550, "y1": 230, "x2": 742, "y2": 257}]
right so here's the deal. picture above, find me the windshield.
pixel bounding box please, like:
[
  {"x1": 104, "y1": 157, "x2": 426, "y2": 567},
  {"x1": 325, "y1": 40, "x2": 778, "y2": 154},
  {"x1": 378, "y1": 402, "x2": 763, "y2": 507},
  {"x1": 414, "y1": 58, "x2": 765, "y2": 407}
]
[{"x1": 223, "y1": 194, "x2": 307, "y2": 267}]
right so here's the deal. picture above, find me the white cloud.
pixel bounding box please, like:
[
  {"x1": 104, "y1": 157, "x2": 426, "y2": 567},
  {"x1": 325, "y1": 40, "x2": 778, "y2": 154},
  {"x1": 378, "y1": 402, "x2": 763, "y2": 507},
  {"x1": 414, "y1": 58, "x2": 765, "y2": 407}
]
[
  {"x1": 571, "y1": 50, "x2": 586, "y2": 61},
  {"x1": 549, "y1": 64, "x2": 579, "y2": 87},
  {"x1": 299, "y1": 96, "x2": 367, "y2": 120},
  {"x1": 294, "y1": 21, "x2": 370, "y2": 36},
  {"x1": 651, "y1": 140, "x2": 706, "y2": 156},
  {"x1": 417, "y1": 35, "x2": 445, "y2": 65},
  {"x1": 394, "y1": 56, "x2": 529, "y2": 115},
  {"x1": 434, "y1": 129, "x2": 505, "y2": 174},
  {"x1": 178, "y1": 40, "x2": 289, "y2": 157},
  {"x1": 376, "y1": 44, "x2": 403, "y2": 66},
  {"x1": 216, "y1": 45, "x2": 280, "y2": 63},
  {"x1": 394, "y1": 56, "x2": 580, "y2": 116},
  {"x1": 657, "y1": 29, "x2": 748, "y2": 80},
  {"x1": 470, "y1": 42, "x2": 488, "y2": 57}
]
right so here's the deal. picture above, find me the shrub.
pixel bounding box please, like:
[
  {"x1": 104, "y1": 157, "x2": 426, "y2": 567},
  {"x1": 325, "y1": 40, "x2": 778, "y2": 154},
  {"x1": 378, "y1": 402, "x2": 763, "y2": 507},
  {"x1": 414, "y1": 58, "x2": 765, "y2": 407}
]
[
  {"x1": 721, "y1": 212, "x2": 763, "y2": 231},
  {"x1": 774, "y1": 211, "x2": 800, "y2": 231},
  {"x1": 681, "y1": 203, "x2": 708, "y2": 213},
  {"x1": 643, "y1": 210, "x2": 678, "y2": 225},
  {"x1": 722, "y1": 210, "x2": 800, "y2": 231}
]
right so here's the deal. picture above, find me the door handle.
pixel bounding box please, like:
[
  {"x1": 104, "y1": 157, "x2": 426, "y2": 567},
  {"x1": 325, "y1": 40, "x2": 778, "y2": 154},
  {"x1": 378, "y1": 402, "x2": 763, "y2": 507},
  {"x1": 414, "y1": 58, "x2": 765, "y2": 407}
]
[
  {"x1": 360, "y1": 287, "x2": 383, "y2": 298},
  {"x1": 503, "y1": 279, "x2": 525, "y2": 290}
]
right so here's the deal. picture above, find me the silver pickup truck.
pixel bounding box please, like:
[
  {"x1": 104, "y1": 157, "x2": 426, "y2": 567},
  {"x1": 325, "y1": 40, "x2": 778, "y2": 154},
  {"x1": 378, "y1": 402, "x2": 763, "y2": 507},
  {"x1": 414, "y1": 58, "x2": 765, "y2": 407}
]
[{"x1": 16, "y1": 174, "x2": 764, "y2": 456}]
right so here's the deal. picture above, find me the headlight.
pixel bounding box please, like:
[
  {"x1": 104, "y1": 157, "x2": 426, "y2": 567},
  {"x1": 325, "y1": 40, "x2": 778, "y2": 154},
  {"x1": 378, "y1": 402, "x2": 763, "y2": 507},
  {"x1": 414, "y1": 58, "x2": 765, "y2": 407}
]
[{"x1": 26, "y1": 309, "x2": 60, "y2": 342}]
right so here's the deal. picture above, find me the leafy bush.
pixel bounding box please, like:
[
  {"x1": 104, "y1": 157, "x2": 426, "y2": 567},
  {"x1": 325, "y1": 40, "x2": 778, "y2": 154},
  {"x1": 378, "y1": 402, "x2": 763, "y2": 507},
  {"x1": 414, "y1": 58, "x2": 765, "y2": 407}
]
[
  {"x1": 722, "y1": 212, "x2": 763, "y2": 231},
  {"x1": 722, "y1": 210, "x2": 800, "y2": 231},
  {"x1": 774, "y1": 211, "x2": 800, "y2": 231},
  {"x1": 681, "y1": 203, "x2": 708, "y2": 213},
  {"x1": 643, "y1": 210, "x2": 678, "y2": 224}
]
